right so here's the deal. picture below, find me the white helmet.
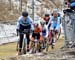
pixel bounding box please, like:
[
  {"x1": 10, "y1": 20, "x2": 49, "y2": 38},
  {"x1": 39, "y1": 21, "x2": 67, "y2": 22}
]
[{"x1": 52, "y1": 9, "x2": 58, "y2": 13}]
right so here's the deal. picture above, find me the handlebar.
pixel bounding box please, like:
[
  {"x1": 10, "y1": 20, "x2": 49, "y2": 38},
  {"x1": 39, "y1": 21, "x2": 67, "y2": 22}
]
[{"x1": 20, "y1": 29, "x2": 33, "y2": 34}]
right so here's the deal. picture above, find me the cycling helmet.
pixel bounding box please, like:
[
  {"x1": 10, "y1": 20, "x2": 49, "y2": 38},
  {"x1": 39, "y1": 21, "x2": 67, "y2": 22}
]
[
  {"x1": 52, "y1": 9, "x2": 58, "y2": 13},
  {"x1": 22, "y1": 11, "x2": 28, "y2": 17},
  {"x1": 44, "y1": 14, "x2": 50, "y2": 22},
  {"x1": 45, "y1": 14, "x2": 50, "y2": 17}
]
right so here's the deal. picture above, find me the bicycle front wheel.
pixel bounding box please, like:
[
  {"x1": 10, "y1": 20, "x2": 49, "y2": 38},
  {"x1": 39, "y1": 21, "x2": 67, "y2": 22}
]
[{"x1": 22, "y1": 38, "x2": 26, "y2": 54}]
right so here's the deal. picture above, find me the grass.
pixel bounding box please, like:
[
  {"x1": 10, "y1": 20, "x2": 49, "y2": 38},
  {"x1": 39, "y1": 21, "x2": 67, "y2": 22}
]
[
  {"x1": 0, "y1": 35, "x2": 64, "y2": 57},
  {"x1": 0, "y1": 42, "x2": 17, "y2": 57},
  {"x1": 44, "y1": 35, "x2": 64, "y2": 52}
]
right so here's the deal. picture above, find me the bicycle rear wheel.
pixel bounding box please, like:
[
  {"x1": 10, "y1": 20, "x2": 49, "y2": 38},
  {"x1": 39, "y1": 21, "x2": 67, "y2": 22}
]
[
  {"x1": 57, "y1": 28, "x2": 61, "y2": 41},
  {"x1": 46, "y1": 38, "x2": 49, "y2": 52},
  {"x1": 31, "y1": 41, "x2": 36, "y2": 53},
  {"x1": 51, "y1": 38, "x2": 54, "y2": 49}
]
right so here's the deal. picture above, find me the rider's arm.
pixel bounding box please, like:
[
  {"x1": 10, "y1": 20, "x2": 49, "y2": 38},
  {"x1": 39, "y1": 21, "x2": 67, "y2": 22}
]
[
  {"x1": 16, "y1": 20, "x2": 20, "y2": 30},
  {"x1": 16, "y1": 16, "x2": 23, "y2": 30},
  {"x1": 47, "y1": 16, "x2": 53, "y2": 29},
  {"x1": 45, "y1": 25, "x2": 48, "y2": 37},
  {"x1": 46, "y1": 16, "x2": 52, "y2": 29},
  {"x1": 16, "y1": 16, "x2": 21, "y2": 36},
  {"x1": 16, "y1": 21, "x2": 20, "y2": 36},
  {"x1": 57, "y1": 17, "x2": 61, "y2": 24}
]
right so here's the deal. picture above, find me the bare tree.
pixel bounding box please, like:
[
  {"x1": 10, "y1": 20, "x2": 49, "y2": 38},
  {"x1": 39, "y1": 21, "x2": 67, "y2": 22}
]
[{"x1": 8, "y1": 0, "x2": 12, "y2": 10}]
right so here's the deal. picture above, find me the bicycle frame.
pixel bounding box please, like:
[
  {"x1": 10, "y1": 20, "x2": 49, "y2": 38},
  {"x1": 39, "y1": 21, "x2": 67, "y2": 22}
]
[
  {"x1": 21, "y1": 29, "x2": 31, "y2": 54},
  {"x1": 21, "y1": 33, "x2": 27, "y2": 54},
  {"x1": 48, "y1": 28, "x2": 57, "y2": 49},
  {"x1": 31, "y1": 36, "x2": 40, "y2": 53}
]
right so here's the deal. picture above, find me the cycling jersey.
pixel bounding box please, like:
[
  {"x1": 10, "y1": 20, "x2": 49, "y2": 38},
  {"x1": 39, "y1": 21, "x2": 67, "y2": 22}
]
[
  {"x1": 34, "y1": 25, "x2": 42, "y2": 33},
  {"x1": 50, "y1": 16, "x2": 61, "y2": 30},
  {"x1": 43, "y1": 17, "x2": 51, "y2": 29},
  {"x1": 16, "y1": 16, "x2": 34, "y2": 32}
]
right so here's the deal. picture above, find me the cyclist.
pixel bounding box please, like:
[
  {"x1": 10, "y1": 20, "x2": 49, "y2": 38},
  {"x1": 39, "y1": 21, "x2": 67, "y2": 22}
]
[
  {"x1": 41, "y1": 21, "x2": 48, "y2": 39},
  {"x1": 50, "y1": 9, "x2": 61, "y2": 45},
  {"x1": 43, "y1": 13, "x2": 51, "y2": 29},
  {"x1": 16, "y1": 11, "x2": 34, "y2": 55},
  {"x1": 40, "y1": 21, "x2": 48, "y2": 49},
  {"x1": 43, "y1": 13, "x2": 52, "y2": 45},
  {"x1": 31, "y1": 22, "x2": 42, "y2": 41},
  {"x1": 29, "y1": 22, "x2": 43, "y2": 53}
]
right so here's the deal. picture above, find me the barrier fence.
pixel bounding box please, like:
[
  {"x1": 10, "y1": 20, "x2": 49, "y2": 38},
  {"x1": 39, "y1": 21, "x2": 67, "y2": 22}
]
[{"x1": 62, "y1": 11, "x2": 75, "y2": 47}]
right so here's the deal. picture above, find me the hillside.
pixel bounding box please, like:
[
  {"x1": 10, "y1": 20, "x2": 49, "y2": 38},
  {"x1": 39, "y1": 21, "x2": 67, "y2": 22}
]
[{"x1": 0, "y1": 0, "x2": 64, "y2": 24}]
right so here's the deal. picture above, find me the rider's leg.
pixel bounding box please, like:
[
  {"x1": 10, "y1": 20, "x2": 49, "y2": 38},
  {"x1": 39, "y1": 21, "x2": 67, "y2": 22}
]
[
  {"x1": 37, "y1": 33, "x2": 41, "y2": 52},
  {"x1": 18, "y1": 33, "x2": 24, "y2": 55},
  {"x1": 26, "y1": 33, "x2": 30, "y2": 51},
  {"x1": 55, "y1": 27, "x2": 60, "y2": 41},
  {"x1": 29, "y1": 33, "x2": 35, "y2": 50},
  {"x1": 55, "y1": 30, "x2": 58, "y2": 40},
  {"x1": 29, "y1": 41, "x2": 33, "y2": 49}
]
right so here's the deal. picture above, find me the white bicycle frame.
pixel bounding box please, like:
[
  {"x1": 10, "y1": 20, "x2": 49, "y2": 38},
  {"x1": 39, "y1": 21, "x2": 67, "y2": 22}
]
[{"x1": 21, "y1": 33, "x2": 27, "y2": 54}]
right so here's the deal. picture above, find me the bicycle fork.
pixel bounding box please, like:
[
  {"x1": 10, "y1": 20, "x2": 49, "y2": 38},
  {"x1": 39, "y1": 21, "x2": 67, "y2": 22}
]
[{"x1": 21, "y1": 34, "x2": 27, "y2": 54}]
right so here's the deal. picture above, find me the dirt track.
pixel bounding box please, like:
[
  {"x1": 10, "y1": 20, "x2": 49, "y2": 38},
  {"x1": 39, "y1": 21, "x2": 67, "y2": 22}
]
[
  {"x1": 0, "y1": 35, "x2": 64, "y2": 57},
  {"x1": 0, "y1": 35, "x2": 75, "y2": 60}
]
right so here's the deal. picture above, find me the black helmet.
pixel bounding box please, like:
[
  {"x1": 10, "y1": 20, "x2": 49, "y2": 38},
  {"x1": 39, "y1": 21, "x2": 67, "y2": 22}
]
[
  {"x1": 22, "y1": 11, "x2": 28, "y2": 17},
  {"x1": 45, "y1": 14, "x2": 49, "y2": 17}
]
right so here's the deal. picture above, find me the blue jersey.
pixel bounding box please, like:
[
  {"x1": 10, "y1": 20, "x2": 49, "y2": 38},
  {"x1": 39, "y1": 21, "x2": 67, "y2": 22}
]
[
  {"x1": 16, "y1": 16, "x2": 34, "y2": 31},
  {"x1": 50, "y1": 16, "x2": 61, "y2": 30}
]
